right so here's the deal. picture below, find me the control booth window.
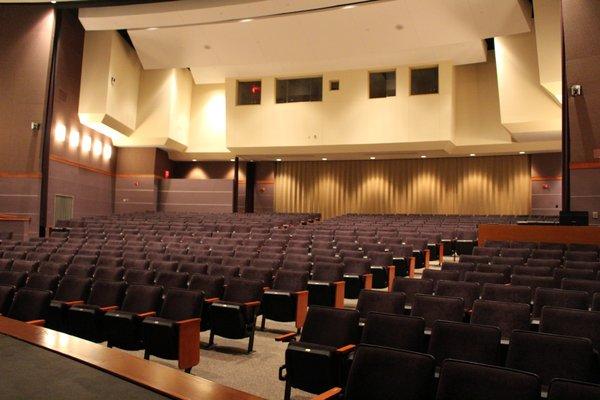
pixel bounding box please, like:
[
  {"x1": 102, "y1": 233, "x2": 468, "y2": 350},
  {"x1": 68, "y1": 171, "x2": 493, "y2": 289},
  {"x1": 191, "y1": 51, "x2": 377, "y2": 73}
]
[
  {"x1": 410, "y1": 66, "x2": 439, "y2": 95},
  {"x1": 237, "y1": 80, "x2": 262, "y2": 105},
  {"x1": 276, "y1": 77, "x2": 322, "y2": 103},
  {"x1": 369, "y1": 71, "x2": 396, "y2": 98}
]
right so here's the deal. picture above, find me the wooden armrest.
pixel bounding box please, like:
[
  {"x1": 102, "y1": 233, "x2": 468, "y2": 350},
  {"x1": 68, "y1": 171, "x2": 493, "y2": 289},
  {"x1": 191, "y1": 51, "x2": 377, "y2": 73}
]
[
  {"x1": 244, "y1": 300, "x2": 261, "y2": 308},
  {"x1": 99, "y1": 306, "x2": 119, "y2": 312},
  {"x1": 63, "y1": 300, "x2": 84, "y2": 306},
  {"x1": 294, "y1": 290, "x2": 309, "y2": 329},
  {"x1": 336, "y1": 344, "x2": 356, "y2": 354},
  {"x1": 312, "y1": 387, "x2": 343, "y2": 400},
  {"x1": 293, "y1": 290, "x2": 309, "y2": 296},
  {"x1": 204, "y1": 297, "x2": 220, "y2": 303},
  {"x1": 275, "y1": 332, "x2": 297, "y2": 342},
  {"x1": 333, "y1": 281, "x2": 345, "y2": 308},
  {"x1": 137, "y1": 311, "x2": 156, "y2": 318},
  {"x1": 26, "y1": 320, "x2": 45, "y2": 327},
  {"x1": 176, "y1": 318, "x2": 201, "y2": 326}
]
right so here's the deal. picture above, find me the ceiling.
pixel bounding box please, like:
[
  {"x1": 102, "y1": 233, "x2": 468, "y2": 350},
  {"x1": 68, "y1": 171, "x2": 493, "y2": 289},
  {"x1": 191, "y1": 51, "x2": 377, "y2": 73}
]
[{"x1": 79, "y1": 0, "x2": 532, "y2": 83}]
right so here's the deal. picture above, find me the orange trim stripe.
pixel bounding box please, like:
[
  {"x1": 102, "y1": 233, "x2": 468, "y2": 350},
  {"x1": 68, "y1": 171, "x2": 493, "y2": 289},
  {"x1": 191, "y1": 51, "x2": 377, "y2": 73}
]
[
  {"x1": 570, "y1": 162, "x2": 600, "y2": 170},
  {"x1": 531, "y1": 176, "x2": 562, "y2": 181},
  {"x1": 0, "y1": 213, "x2": 31, "y2": 222},
  {"x1": 115, "y1": 173, "x2": 162, "y2": 179},
  {"x1": 0, "y1": 172, "x2": 41, "y2": 179}
]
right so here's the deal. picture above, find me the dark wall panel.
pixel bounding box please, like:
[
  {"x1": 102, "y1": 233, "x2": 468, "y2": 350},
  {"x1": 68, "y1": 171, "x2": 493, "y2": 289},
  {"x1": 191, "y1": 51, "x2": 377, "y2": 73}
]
[
  {"x1": 159, "y1": 179, "x2": 233, "y2": 213},
  {"x1": 531, "y1": 153, "x2": 561, "y2": 216}
]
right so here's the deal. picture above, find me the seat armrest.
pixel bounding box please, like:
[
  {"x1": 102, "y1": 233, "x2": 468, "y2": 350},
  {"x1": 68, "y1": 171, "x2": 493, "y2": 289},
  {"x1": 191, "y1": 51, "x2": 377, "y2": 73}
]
[
  {"x1": 275, "y1": 332, "x2": 297, "y2": 342},
  {"x1": 63, "y1": 300, "x2": 85, "y2": 307},
  {"x1": 244, "y1": 300, "x2": 261, "y2": 308},
  {"x1": 204, "y1": 297, "x2": 220, "y2": 303},
  {"x1": 176, "y1": 318, "x2": 201, "y2": 326},
  {"x1": 26, "y1": 319, "x2": 45, "y2": 326},
  {"x1": 99, "y1": 306, "x2": 119, "y2": 312},
  {"x1": 312, "y1": 387, "x2": 343, "y2": 400},
  {"x1": 293, "y1": 290, "x2": 309, "y2": 296},
  {"x1": 176, "y1": 318, "x2": 201, "y2": 370},
  {"x1": 293, "y1": 291, "x2": 309, "y2": 330},
  {"x1": 136, "y1": 311, "x2": 156, "y2": 318},
  {"x1": 336, "y1": 344, "x2": 356, "y2": 354},
  {"x1": 333, "y1": 281, "x2": 345, "y2": 308},
  {"x1": 362, "y1": 273, "x2": 373, "y2": 290}
]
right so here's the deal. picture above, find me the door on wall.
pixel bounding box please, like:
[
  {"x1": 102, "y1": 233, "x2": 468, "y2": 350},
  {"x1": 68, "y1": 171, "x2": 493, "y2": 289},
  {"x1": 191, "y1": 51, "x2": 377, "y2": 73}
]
[{"x1": 54, "y1": 195, "x2": 74, "y2": 225}]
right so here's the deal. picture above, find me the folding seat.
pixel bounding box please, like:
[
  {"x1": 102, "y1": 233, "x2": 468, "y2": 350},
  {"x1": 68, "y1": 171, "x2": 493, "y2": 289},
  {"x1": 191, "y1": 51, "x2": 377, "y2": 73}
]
[
  {"x1": 435, "y1": 280, "x2": 480, "y2": 311},
  {"x1": 277, "y1": 307, "x2": 361, "y2": 399},
  {"x1": 540, "y1": 307, "x2": 600, "y2": 353},
  {"x1": 0, "y1": 284, "x2": 16, "y2": 314},
  {"x1": 436, "y1": 359, "x2": 540, "y2": 400},
  {"x1": 250, "y1": 258, "x2": 280, "y2": 270},
  {"x1": 475, "y1": 263, "x2": 511, "y2": 282},
  {"x1": 177, "y1": 262, "x2": 207, "y2": 275},
  {"x1": 553, "y1": 268, "x2": 596, "y2": 285},
  {"x1": 511, "y1": 241, "x2": 538, "y2": 250},
  {"x1": 342, "y1": 257, "x2": 372, "y2": 299},
  {"x1": 71, "y1": 254, "x2": 97, "y2": 266},
  {"x1": 307, "y1": 263, "x2": 344, "y2": 308},
  {"x1": 422, "y1": 270, "x2": 460, "y2": 289},
  {"x1": 65, "y1": 264, "x2": 95, "y2": 278},
  {"x1": 233, "y1": 250, "x2": 258, "y2": 260},
  {"x1": 568, "y1": 243, "x2": 599, "y2": 253},
  {"x1": 565, "y1": 251, "x2": 598, "y2": 262},
  {"x1": 440, "y1": 262, "x2": 473, "y2": 280},
  {"x1": 261, "y1": 270, "x2": 309, "y2": 332},
  {"x1": 564, "y1": 260, "x2": 600, "y2": 272},
  {"x1": 511, "y1": 274, "x2": 557, "y2": 291},
  {"x1": 285, "y1": 247, "x2": 308, "y2": 256},
  {"x1": 149, "y1": 260, "x2": 178, "y2": 272},
  {"x1": 411, "y1": 294, "x2": 465, "y2": 329},
  {"x1": 0, "y1": 258, "x2": 12, "y2": 270},
  {"x1": 471, "y1": 299, "x2": 531, "y2": 340},
  {"x1": 95, "y1": 256, "x2": 123, "y2": 268},
  {"x1": 208, "y1": 278, "x2": 263, "y2": 353},
  {"x1": 428, "y1": 320, "x2": 500, "y2": 368},
  {"x1": 479, "y1": 284, "x2": 530, "y2": 305},
  {"x1": 459, "y1": 254, "x2": 490, "y2": 264},
  {"x1": 7, "y1": 289, "x2": 53, "y2": 325},
  {"x1": 146, "y1": 252, "x2": 171, "y2": 262},
  {"x1": 356, "y1": 290, "x2": 405, "y2": 325},
  {"x1": 10, "y1": 259, "x2": 39, "y2": 273},
  {"x1": 25, "y1": 273, "x2": 60, "y2": 293},
  {"x1": 222, "y1": 256, "x2": 252, "y2": 267},
  {"x1": 99, "y1": 248, "x2": 123, "y2": 257},
  {"x1": 168, "y1": 254, "x2": 195, "y2": 264},
  {"x1": 2, "y1": 251, "x2": 26, "y2": 261},
  {"x1": 153, "y1": 271, "x2": 189, "y2": 292},
  {"x1": 38, "y1": 260, "x2": 68, "y2": 276},
  {"x1": 0, "y1": 271, "x2": 28, "y2": 288},
  {"x1": 338, "y1": 249, "x2": 365, "y2": 260},
  {"x1": 473, "y1": 246, "x2": 500, "y2": 257},
  {"x1": 464, "y1": 271, "x2": 505, "y2": 285},
  {"x1": 360, "y1": 243, "x2": 386, "y2": 253},
  {"x1": 124, "y1": 268, "x2": 154, "y2": 285},
  {"x1": 335, "y1": 241, "x2": 359, "y2": 252},
  {"x1": 25, "y1": 252, "x2": 50, "y2": 262},
  {"x1": 506, "y1": 330, "x2": 594, "y2": 387},
  {"x1": 485, "y1": 240, "x2": 511, "y2": 248},
  {"x1": 122, "y1": 250, "x2": 146, "y2": 261},
  {"x1": 561, "y1": 279, "x2": 600, "y2": 301},
  {"x1": 366, "y1": 251, "x2": 395, "y2": 289},
  {"x1": 531, "y1": 249, "x2": 563, "y2": 260},
  {"x1": 311, "y1": 248, "x2": 336, "y2": 259},
  {"x1": 547, "y1": 378, "x2": 600, "y2": 400},
  {"x1": 122, "y1": 258, "x2": 149, "y2": 270},
  {"x1": 492, "y1": 256, "x2": 526, "y2": 267},
  {"x1": 527, "y1": 258, "x2": 562, "y2": 269},
  {"x1": 142, "y1": 288, "x2": 203, "y2": 372},
  {"x1": 454, "y1": 230, "x2": 478, "y2": 255},
  {"x1": 92, "y1": 266, "x2": 125, "y2": 282},
  {"x1": 392, "y1": 277, "x2": 434, "y2": 310},
  {"x1": 66, "y1": 280, "x2": 127, "y2": 342},
  {"x1": 360, "y1": 312, "x2": 425, "y2": 352},
  {"x1": 45, "y1": 275, "x2": 92, "y2": 331},
  {"x1": 513, "y1": 265, "x2": 553, "y2": 277},
  {"x1": 207, "y1": 264, "x2": 239, "y2": 284}
]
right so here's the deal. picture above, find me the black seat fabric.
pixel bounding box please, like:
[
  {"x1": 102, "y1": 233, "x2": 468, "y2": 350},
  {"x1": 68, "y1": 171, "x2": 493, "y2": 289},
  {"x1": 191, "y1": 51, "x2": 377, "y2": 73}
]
[
  {"x1": 471, "y1": 300, "x2": 531, "y2": 339},
  {"x1": 361, "y1": 312, "x2": 425, "y2": 352},
  {"x1": 0, "y1": 285, "x2": 16, "y2": 315},
  {"x1": 532, "y1": 288, "x2": 589, "y2": 318},
  {"x1": 435, "y1": 280, "x2": 480, "y2": 310},
  {"x1": 547, "y1": 378, "x2": 600, "y2": 400},
  {"x1": 436, "y1": 359, "x2": 540, "y2": 400},
  {"x1": 540, "y1": 307, "x2": 600, "y2": 352},
  {"x1": 7, "y1": 289, "x2": 52, "y2": 322},
  {"x1": 356, "y1": 290, "x2": 405, "y2": 320},
  {"x1": 392, "y1": 278, "x2": 434, "y2": 307},
  {"x1": 25, "y1": 273, "x2": 60, "y2": 293},
  {"x1": 410, "y1": 294, "x2": 465, "y2": 328},
  {"x1": 481, "y1": 284, "x2": 531, "y2": 304}
]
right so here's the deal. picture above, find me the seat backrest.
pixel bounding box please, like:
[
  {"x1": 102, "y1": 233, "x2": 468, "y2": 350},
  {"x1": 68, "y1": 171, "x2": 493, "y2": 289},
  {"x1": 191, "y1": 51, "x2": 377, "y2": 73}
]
[
  {"x1": 239, "y1": 267, "x2": 273, "y2": 286},
  {"x1": 540, "y1": 307, "x2": 600, "y2": 352},
  {"x1": 54, "y1": 276, "x2": 91, "y2": 302},
  {"x1": 471, "y1": 299, "x2": 531, "y2": 339},
  {"x1": 0, "y1": 271, "x2": 28, "y2": 288},
  {"x1": 428, "y1": 320, "x2": 500, "y2": 366},
  {"x1": 547, "y1": 378, "x2": 600, "y2": 400},
  {"x1": 120, "y1": 284, "x2": 163, "y2": 313},
  {"x1": 72, "y1": 255, "x2": 97, "y2": 266},
  {"x1": 493, "y1": 256, "x2": 526, "y2": 266},
  {"x1": 441, "y1": 262, "x2": 475, "y2": 280},
  {"x1": 177, "y1": 262, "x2": 208, "y2": 275},
  {"x1": 311, "y1": 263, "x2": 343, "y2": 282},
  {"x1": 561, "y1": 279, "x2": 600, "y2": 301},
  {"x1": 93, "y1": 266, "x2": 125, "y2": 282},
  {"x1": 346, "y1": 344, "x2": 435, "y2": 400},
  {"x1": 459, "y1": 255, "x2": 491, "y2": 264},
  {"x1": 539, "y1": 242, "x2": 566, "y2": 251},
  {"x1": 532, "y1": 288, "x2": 589, "y2": 318},
  {"x1": 0, "y1": 285, "x2": 16, "y2": 315},
  {"x1": 123, "y1": 269, "x2": 155, "y2": 285},
  {"x1": 188, "y1": 274, "x2": 225, "y2": 299},
  {"x1": 506, "y1": 330, "x2": 594, "y2": 387},
  {"x1": 159, "y1": 288, "x2": 204, "y2": 321},
  {"x1": 511, "y1": 275, "x2": 556, "y2": 291},
  {"x1": 8, "y1": 288, "x2": 52, "y2": 321},
  {"x1": 65, "y1": 264, "x2": 95, "y2": 278},
  {"x1": 273, "y1": 270, "x2": 309, "y2": 292},
  {"x1": 410, "y1": 294, "x2": 465, "y2": 328},
  {"x1": 565, "y1": 251, "x2": 598, "y2": 262},
  {"x1": 222, "y1": 277, "x2": 263, "y2": 303},
  {"x1": 436, "y1": 359, "x2": 540, "y2": 400},
  {"x1": 465, "y1": 271, "x2": 505, "y2": 285},
  {"x1": 25, "y1": 273, "x2": 60, "y2": 293},
  {"x1": 563, "y1": 261, "x2": 600, "y2": 272},
  {"x1": 422, "y1": 270, "x2": 461, "y2": 289},
  {"x1": 593, "y1": 292, "x2": 600, "y2": 311},
  {"x1": 343, "y1": 257, "x2": 371, "y2": 274},
  {"x1": 392, "y1": 278, "x2": 434, "y2": 306},
  {"x1": 361, "y1": 312, "x2": 425, "y2": 352},
  {"x1": 481, "y1": 283, "x2": 531, "y2": 304},
  {"x1": 435, "y1": 280, "x2": 480, "y2": 310},
  {"x1": 86, "y1": 280, "x2": 127, "y2": 307},
  {"x1": 514, "y1": 265, "x2": 553, "y2": 277},
  {"x1": 356, "y1": 290, "x2": 406, "y2": 318},
  {"x1": 154, "y1": 271, "x2": 189, "y2": 290},
  {"x1": 149, "y1": 260, "x2": 179, "y2": 272},
  {"x1": 531, "y1": 249, "x2": 563, "y2": 260},
  {"x1": 300, "y1": 306, "x2": 360, "y2": 348},
  {"x1": 11, "y1": 260, "x2": 39, "y2": 273}
]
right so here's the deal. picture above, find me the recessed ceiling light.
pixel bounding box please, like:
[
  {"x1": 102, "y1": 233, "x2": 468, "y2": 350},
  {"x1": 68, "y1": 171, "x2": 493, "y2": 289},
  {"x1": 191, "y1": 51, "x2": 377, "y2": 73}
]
[
  {"x1": 369, "y1": 156, "x2": 376, "y2": 160},
  {"x1": 240, "y1": 18, "x2": 253, "y2": 23},
  {"x1": 420, "y1": 155, "x2": 427, "y2": 158},
  {"x1": 519, "y1": 151, "x2": 526, "y2": 155},
  {"x1": 470, "y1": 153, "x2": 476, "y2": 157},
  {"x1": 230, "y1": 158, "x2": 235, "y2": 162},
  {"x1": 276, "y1": 158, "x2": 282, "y2": 162},
  {"x1": 50, "y1": 1, "x2": 57, "y2": 3},
  {"x1": 146, "y1": 27, "x2": 158, "y2": 31},
  {"x1": 322, "y1": 157, "x2": 328, "y2": 161},
  {"x1": 192, "y1": 159, "x2": 197, "y2": 162},
  {"x1": 395, "y1": 24, "x2": 404, "y2": 30},
  {"x1": 342, "y1": 5, "x2": 356, "y2": 9},
  {"x1": 204, "y1": 45, "x2": 211, "y2": 50}
]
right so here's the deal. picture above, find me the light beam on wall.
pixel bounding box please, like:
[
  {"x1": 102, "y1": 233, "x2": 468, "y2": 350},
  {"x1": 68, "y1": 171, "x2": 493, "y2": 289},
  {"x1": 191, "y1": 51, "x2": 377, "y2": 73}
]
[
  {"x1": 55, "y1": 123, "x2": 66, "y2": 143},
  {"x1": 103, "y1": 143, "x2": 112, "y2": 160},
  {"x1": 81, "y1": 135, "x2": 92, "y2": 153},
  {"x1": 93, "y1": 139, "x2": 103, "y2": 157},
  {"x1": 69, "y1": 129, "x2": 80, "y2": 148}
]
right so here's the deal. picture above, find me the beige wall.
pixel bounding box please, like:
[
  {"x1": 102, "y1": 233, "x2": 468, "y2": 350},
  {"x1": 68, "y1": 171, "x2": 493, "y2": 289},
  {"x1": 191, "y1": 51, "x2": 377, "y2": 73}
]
[
  {"x1": 185, "y1": 83, "x2": 229, "y2": 156},
  {"x1": 533, "y1": 0, "x2": 562, "y2": 103},
  {"x1": 226, "y1": 62, "x2": 455, "y2": 154}
]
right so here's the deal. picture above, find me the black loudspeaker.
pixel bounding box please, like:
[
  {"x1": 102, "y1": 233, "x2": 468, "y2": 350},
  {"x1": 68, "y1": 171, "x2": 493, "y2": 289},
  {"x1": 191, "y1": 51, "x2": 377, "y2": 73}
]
[{"x1": 559, "y1": 211, "x2": 589, "y2": 226}]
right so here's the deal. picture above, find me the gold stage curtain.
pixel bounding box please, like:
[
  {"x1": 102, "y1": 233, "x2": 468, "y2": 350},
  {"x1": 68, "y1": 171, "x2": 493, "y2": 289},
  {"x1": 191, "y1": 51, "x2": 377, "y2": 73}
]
[{"x1": 274, "y1": 155, "x2": 531, "y2": 219}]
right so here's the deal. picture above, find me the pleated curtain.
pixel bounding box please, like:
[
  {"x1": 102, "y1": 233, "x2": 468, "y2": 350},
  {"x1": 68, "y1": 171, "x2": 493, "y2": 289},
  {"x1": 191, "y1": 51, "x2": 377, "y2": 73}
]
[{"x1": 274, "y1": 155, "x2": 531, "y2": 219}]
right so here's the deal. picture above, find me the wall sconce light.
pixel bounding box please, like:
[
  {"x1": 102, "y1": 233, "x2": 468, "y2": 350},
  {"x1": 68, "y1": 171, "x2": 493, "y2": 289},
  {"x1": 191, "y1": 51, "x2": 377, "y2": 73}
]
[
  {"x1": 93, "y1": 139, "x2": 103, "y2": 157},
  {"x1": 55, "y1": 124, "x2": 66, "y2": 142},
  {"x1": 81, "y1": 135, "x2": 92, "y2": 153},
  {"x1": 68, "y1": 129, "x2": 80, "y2": 148},
  {"x1": 102, "y1": 143, "x2": 112, "y2": 160}
]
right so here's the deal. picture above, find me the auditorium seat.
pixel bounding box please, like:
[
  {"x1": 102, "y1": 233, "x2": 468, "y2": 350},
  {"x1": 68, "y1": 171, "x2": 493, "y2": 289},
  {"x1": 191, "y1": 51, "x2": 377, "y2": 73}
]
[
  {"x1": 476, "y1": 264, "x2": 512, "y2": 283},
  {"x1": 0, "y1": 271, "x2": 27, "y2": 288},
  {"x1": 459, "y1": 255, "x2": 490, "y2": 264},
  {"x1": 540, "y1": 307, "x2": 600, "y2": 352},
  {"x1": 124, "y1": 269, "x2": 155, "y2": 285},
  {"x1": 511, "y1": 242, "x2": 538, "y2": 250},
  {"x1": 7, "y1": 289, "x2": 52, "y2": 325},
  {"x1": 356, "y1": 290, "x2": 405, "y2": 324},
  {"x1": 473, "y1": 246, "x2": 500, "y2": 257},
  {"x1": 471, "y1": 300, "x2": 531, "y2": 340},
  {"x1": 593, "y1": 293, "x2": 600, "y2": 311},
  {"x1": 539, "y1": 242, "x2": 566, "y2": 251},
  {"x1": 142, "y1": 288, "x2": 203, "y2": 372},
  {"x1": 208, "y1": 278, "x2": 263, "y2": 353},
  {"x1": 360, "y1": 312, "x2": 425, "y2": 352},
  {"x1": 428, "y1": 320, "x2": 501, "y2": 368},
  {"x1": 506, "y1": 330, "x2": 594, "y2": 388},
  {"x1": 261, "y1": 270, "x2": 308, "y2": 332},
  {"x1": 493, "y1": 256, "x2": 525, "y2": 266},
  {"x1": 553, "y1": 268, "x2": 596, "y2": 283},
  {"x1": 11, "y1": 262, "x2": 38, "y2": 275},
  {"x1": 564, "y1": 260, "x2": 600, "y2": 272},
  {"x1": 38, "y1": 261, "x2": 67, "y2": 276},
  {"x1": 25, "y1": 273, "x2": 60, "y2": 293},
  {"x1": 565, "y1": 251, "x2": 598, "y2": 262},
  {"x1": 531, "y1": 249, "x2": 563, "y2": 260},
  {"x1": 188, "y1": 274, "x2": 225, "y2": 331},
  {"x1": 154, "y1": 271, "x2": 189, "y2": 292},
  {"x1": 66, "y1": 280, "x2": 127, "y2": 342},
  {"x1": 65, "y1": 264, "x2": 95, "y2": 278},
  {"x1": 307, "y1": 263, "x2": 344, "y2": 307},
  {"x1": 527, "y1": 258, "x2": 562, "y2": 269},
  {"x1": 436, "y1": 359, "x2": 540, "y2": 400},
  {"x1": 422, "y1": 270, "x2": 460, "y2": 289},
  {"x1": 0, "y1": 285, "x2": 15, "y2": 315},
  {"x1": 104, "y1": 285, "x2": 163, "y2": 350},
  {"x1": 511, "y1": 275, "x2": 557, "y2": 291},
  {"x1": 411, "y1": 294, "x2": 465, "y2": 329},
  {"x1": 513, "y1": 265, "x2": 553, "y2": 277},
  {"x1": 560, "y1": 279, "x2": 600, "y2": 301},
  {"x1": 441, "y1": 261, "x2": 475, "y2": 280},
  {"x1": 342, "y1": 257, "x2": 372, "y2": 299},
  {"x1": 277, "y1": 307, "x2": 360, "y2": 400},
  {"x1": 547, "y1": 378, "x2": 600, "y2": 400},
  {"x1": 532, "y1": 288, "x2": 589, "y2": 319},
  {"x1": 435, "y1": 280, "x2": 480, "y2": 311},
  {"x1": 93, "y1": 266, "x2": 125, "y2": 282},
  {"x1": 366, "y1": 251, "x2": 394, "y2": 289},
  {"x1": 392, "y1": 278, "x2": 434, "y2": 310},
  {"x1": 465, "y1": 271, "x2": 505, "y2": 285}
]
